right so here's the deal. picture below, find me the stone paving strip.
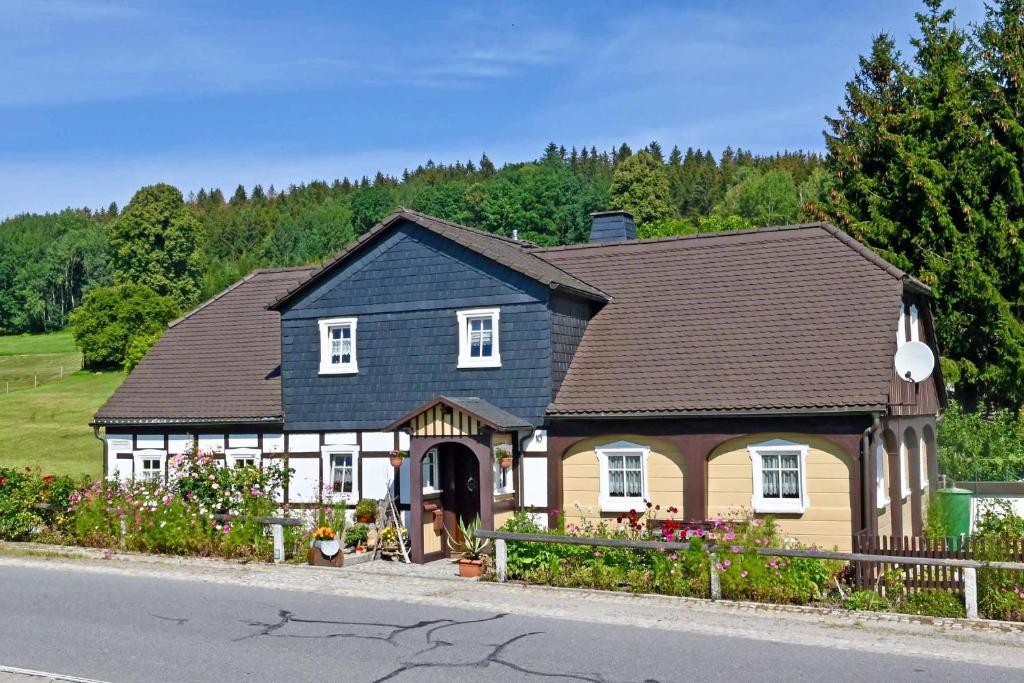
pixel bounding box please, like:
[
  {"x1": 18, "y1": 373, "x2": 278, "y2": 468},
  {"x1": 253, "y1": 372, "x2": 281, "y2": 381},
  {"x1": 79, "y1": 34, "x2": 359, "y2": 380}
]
[{"x1": 2, "y1": 542, "x2": 1023, "y2": 670}]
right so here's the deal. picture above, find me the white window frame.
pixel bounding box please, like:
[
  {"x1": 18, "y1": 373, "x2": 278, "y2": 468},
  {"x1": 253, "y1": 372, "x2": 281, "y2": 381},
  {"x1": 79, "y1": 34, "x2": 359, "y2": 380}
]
[
  {"x1": 133, "y1": 449, "x2": 166, "y2": 484},
  {"x1": 899, "y1": 440, "x2": 912, "y2": 499},
  {"x1": 909, "y1": 304, "x2": 920, "y2": 342},
  {"x1": 321, "y1": 445, "x2": 359, "y2": 503},
  {"x1": 422, "y1": 447, "x2": 440, "y2": 494},
  {"x1": 318, "y1": 317, "x2": 358, "y2": 375},
  {"x1": 596, "y1": 440, "x2": 650, "y2": 512},
  {"x1": 748, "y1": 439, "x2": 810, "y2": 515},
  {"x1": 226, "y1": 448, "x2": 261, "y2": 469},
  {"x1": 494, "y1": 458, "x2": 515, "y2": 495},
  {"x1": 876, "y1": 442, "x2": 890, "y2": 509},
  {"x1": 896, "y1": 303, "x2": 907, "y2": 349},
  {"x1": 456, "y1": 308, "x2": 501, "y2": 369}
]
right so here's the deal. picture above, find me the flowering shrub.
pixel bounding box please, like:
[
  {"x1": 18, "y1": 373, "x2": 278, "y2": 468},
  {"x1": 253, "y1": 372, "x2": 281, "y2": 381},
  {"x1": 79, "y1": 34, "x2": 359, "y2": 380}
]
[
  {"x1": 500, "y1": 504, "x2": 842, "y2": 605},
  {"x1": 0, "y1": 466, "x2": 84, "y2": 541}
]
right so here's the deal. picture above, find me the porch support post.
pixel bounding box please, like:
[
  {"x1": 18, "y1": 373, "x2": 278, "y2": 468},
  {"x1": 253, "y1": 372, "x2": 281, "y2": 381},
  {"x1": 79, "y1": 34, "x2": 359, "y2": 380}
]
[
  {"x1": 472, "y1": 438, "x2": 494, "y2": 530},
  {"x1": 887, "y1": 420, "x2": 905, "y2": 538},
  {"x1": 666, "y1": 435, "x2": 710, "y2": 523},
  {"x1": 409, "y1": 438, "x2": 427, "y2": 564},
  {"x1": 546, "y1": 436, "x2": 583, "y2": 529}
]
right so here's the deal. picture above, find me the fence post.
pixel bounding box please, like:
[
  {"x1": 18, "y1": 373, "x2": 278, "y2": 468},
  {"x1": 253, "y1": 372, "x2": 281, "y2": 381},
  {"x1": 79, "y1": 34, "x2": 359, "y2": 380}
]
[
  {"x1": 271, "y1": 523, "x2": 285, "y2": 563},
  {"x1": 709, "y1": 550, "x2": 722, "y2": 600},
  {"x1": 964, "y1": 567, "x2": 978, "y2": 619},
  {"x1": 495, "y1": 538, "x2": 507, "y2": 583}
]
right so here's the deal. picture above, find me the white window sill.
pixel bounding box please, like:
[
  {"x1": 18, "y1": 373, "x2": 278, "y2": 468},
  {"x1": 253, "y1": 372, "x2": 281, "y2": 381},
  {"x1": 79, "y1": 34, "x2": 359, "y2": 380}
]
[
  {"x1": 319, "y1": 365, "x2": 358, "y2": 375},
  {"x1": 901, "y1": 488, "x2": 912, "y2": 500},
  {"x1": 422, "y1": 487, "x2": 441, "y2": 495},
  {"x1": 752, "y1": 499, "x2": 806, "y2": 515},
  {"x1": 599, "y1": 497, "x2": 647, "y2": 513},
  {"x1": 457, "y1": 357, "x2": 501, "y2": 369},
  {"x1": 877, "y1": 496, "x2": 890, "y2": 510}
]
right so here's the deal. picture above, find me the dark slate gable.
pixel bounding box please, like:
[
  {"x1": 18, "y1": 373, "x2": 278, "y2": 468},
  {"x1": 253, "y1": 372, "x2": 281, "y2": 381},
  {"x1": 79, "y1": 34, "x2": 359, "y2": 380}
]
[
  {"x1": 280, "y1": 220, "x2": 556, "y2": 431},
  {"x1": 549, "y1": 293, "x2": 591, "y2": 401}
]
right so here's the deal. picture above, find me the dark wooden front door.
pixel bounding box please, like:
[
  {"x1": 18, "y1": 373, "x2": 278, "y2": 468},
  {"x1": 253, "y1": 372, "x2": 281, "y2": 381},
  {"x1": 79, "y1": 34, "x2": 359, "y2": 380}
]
[{"x1": 440, "y1": 443, "x2": 480, "y2": 554}]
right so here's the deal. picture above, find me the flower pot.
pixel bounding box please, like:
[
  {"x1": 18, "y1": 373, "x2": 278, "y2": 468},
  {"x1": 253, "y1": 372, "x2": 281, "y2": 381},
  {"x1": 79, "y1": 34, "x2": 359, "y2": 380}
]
[
  {"x1": 307, "y1": 545, "x2": 344, "y2": 567},
  {"x1": 499, "y1": 457, "x2": 513, "y2": 469},
  {"x1": 390, "y1": 456, "x2": 405, "y2": 468},
  {"x1": 458, "y1": 558, "x2": 486, "y2": 578},
  {"x1": 356, "y1": 515, "x2": 374, "y2": 524}
]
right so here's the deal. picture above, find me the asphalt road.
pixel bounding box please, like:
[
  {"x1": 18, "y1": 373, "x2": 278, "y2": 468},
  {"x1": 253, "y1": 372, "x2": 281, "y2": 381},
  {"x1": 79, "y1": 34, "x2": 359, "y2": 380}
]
[{"x1": 0, "y1": 565, "x2": 1019, "y2": 682}]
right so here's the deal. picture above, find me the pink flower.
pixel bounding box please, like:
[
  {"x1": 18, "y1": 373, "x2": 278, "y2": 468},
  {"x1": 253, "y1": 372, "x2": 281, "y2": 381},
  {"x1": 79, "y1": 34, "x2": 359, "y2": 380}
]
[
  {"x1": 723, "y1": 559, "x2": 731, "y2": 568},
  {"x1": 714, "y1": 562, "x2": 724, "y2": 571},
  {"x1": 731, "y1": 545, "x2": 742, "y2": 554},
  {"x1": 669, "y1": 552, "x2": 678, "y2": 561},
  {"x1": 593, "y1": 551, "x2": 602, "y2": 558},
  {"x1": 740, "y1": 570, "x2": 748, "y2": 578},
  {"x1": 769, "y1": 559, "x2": 778, "y2": 569},
  {"x1": 752, "y1": 518, "x2": 764, "y2": 527},
  {"x1": 724, "y1": 531, "x2": 736, "y2": 541}
]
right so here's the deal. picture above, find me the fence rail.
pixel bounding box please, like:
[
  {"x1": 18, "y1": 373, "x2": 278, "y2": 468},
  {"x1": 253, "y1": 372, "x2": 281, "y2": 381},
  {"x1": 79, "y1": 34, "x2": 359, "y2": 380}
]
[{"x1": 477, "y1": 529, "x2": 1024, "y2": 619}]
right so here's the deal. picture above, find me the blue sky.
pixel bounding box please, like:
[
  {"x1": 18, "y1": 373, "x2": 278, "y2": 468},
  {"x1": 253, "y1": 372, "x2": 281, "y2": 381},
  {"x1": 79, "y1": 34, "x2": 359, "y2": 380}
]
[{"x1": 0, "y1": 0, "x2": 985, "y2": 219}]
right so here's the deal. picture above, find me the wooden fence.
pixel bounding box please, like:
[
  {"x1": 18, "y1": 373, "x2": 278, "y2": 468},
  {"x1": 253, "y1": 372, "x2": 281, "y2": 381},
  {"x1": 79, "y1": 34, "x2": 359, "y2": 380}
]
[
  {"x1": 853, "y1": 533, "x2": 1024, "y2": 596},
  {"x1": 478, "y1": 529, "x2": 1024, "y2": 619}
]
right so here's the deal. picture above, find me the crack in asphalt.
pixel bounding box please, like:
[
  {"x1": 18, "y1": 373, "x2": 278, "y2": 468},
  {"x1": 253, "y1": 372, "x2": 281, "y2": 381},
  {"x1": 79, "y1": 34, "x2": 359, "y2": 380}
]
[
  {"x1": 238, "y1": 607, "x2": 660, "y2": 682},
  {"x1": 149, "y1": 613, "x2": 188, "y2": 626}
]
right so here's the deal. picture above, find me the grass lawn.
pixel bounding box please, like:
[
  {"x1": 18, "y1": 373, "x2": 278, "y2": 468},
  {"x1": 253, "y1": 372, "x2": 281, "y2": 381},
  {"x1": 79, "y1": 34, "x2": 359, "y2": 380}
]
[
  {"x1": 0, "y1": 329, "x2": 78, "y2": 355},
  {"x1": 0, "y1": 370, "x2": 124, "y2": 479}
]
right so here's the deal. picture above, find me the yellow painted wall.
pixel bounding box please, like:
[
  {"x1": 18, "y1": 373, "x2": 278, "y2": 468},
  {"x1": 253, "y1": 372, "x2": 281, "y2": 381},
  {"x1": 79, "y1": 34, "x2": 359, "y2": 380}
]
[
  {"x1": 562, "y1": 435, "x2": 684, "y2": 523},
  {"x1": 423, "y1": 521, "x2": 443, "y2": 555},
  {"x1": 494, "y1": 509, "x2": 514, "y2": 529},
  {"x1": 706, "y1": 433, "x2": 854, "y2": 551},
  {"x1": 902, "y1": 495, "x2": 914, "y2": 534},
  {"x1": 877, "y1": 505, "x2": 892, "y2": 535}
]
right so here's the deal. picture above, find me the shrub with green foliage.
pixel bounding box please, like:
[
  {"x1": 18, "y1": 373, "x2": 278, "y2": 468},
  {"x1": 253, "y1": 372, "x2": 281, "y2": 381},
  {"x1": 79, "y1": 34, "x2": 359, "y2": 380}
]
[
  {"x1": 69, "y1": 283, "x2": 178, "y2": 370},
  {"x1": 500, "y1": 505, "x2": 842, "y2": 605},
  {"x1": 972, "y1": 501, "x2": 1024, "y2": 621},
  {"x1": 898, "y1": 589, "x2": 966, "y2": 618},
  {"x1": 0, "y1": 466, "x2": 83, "y2": 540},
  {"x1": 938, "y1": 401, "x2": 1024, "y2": 482}
]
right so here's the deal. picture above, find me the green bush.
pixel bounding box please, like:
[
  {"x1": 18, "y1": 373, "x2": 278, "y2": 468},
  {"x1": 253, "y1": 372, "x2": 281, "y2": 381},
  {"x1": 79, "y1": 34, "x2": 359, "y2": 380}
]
[
  {"x1": 0, "y1": 466, "x2": 83, "y2": 541},
  {"x1": 843, "y1": 589, "x2": 889, "y2": 612},
  {"x1": 69, "y1": 283, "x2": 178, "y2": 370},
  {"x1": 938, "y1": 400, "x2": 1024, "y2": 482},
  {"x1": 898, "y1": 589, "x2": 966, "y2": 618},
  {"x1": 971, "y1": 502, "x2": 1024, "y2": 621},
  {"x1": 345, "y1": 523, "x2": 369, "y2": 547}
]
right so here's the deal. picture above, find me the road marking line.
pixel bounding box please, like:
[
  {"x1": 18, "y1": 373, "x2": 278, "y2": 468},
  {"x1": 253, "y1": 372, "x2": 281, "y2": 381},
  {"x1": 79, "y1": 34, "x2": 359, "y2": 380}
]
[{"x1": 0, "y1": 665, "x2": 109, "y2": 683}]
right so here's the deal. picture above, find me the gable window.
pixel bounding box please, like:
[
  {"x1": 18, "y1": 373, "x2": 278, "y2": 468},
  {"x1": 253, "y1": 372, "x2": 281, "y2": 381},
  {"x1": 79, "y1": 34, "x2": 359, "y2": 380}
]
[
  {"x1": 423, "y1": 448, "x2": 439, "y2": 493},
  {"x1": 748, "y1": 440, "x2": 809, "y2": 514},
  {"x1": 321, "y1": 445, "x2": 359, "y2": 502},
  {"x1": 133, "y1": 450, "x2": 166, "y2": 484},
  {"x1": 318, "y1": 317, "x2": 358, "y2": 374},
  {"x1": 227, "y1": 449, "x2": 260, "y2": 469},
  {"x1": 456, "y1": 308, "x2": 500, "y2": 368},
  {"x1": 596, "y1": 441, "x2": 650, "y2": 512}
]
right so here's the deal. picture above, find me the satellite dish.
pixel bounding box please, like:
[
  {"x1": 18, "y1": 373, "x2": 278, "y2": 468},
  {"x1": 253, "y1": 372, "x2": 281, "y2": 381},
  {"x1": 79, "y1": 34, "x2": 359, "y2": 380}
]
[
  {"x1": 894, "y1": 341, "x2": 935, "y2": 383},
  {"x1": 319, "y1": 539, "x2": 341, "y2": 558}
]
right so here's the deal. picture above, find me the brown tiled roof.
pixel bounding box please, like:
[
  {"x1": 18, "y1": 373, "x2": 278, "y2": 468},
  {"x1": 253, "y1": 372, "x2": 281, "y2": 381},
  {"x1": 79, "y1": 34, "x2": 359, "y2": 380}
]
[
  {"x1": 534, "y1": 223, "x2": 916, "y2": 416},
  {"x1": 269, "y1": 209, "x2": 609, "y2": 309},
  {"x1": 93, "y1": 267, "x2": 316, "y2": 425}
]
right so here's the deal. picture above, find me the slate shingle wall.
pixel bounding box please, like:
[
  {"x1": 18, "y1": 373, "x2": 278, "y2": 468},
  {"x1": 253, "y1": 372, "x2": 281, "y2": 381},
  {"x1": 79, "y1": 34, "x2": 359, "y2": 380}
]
[
  {"x1": 281, "y1": 222, "x2": 555, "y2": 431},
  {"x1": 549, "y1": 294, "x2": 591, "y2": 401}
]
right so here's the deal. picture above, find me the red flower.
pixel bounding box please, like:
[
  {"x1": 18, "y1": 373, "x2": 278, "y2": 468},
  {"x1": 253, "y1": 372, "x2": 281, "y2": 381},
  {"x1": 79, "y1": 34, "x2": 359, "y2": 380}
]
[
  {"x1": 43, "y1": 475, "x2": 55, "y2": 483},
  {"x1": 0, "y1": 477, "x2": 6, "y2": 486}
]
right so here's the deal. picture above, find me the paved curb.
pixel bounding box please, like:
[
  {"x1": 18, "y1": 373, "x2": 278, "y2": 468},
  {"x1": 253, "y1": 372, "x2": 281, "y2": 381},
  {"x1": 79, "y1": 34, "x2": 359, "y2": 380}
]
[{"x1": 3, "y1": 540, "x2": 1021, "y2": 635}]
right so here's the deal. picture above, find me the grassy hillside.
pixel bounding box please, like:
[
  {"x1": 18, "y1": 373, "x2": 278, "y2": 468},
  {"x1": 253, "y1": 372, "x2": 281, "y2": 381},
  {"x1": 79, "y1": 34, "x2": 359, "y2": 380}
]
[
  {"x1": 0, "y1": 332, "x2": 122, "y2": 479},
  {"x1": 0, "y1": 330, "x2": 83, "y2": 393}
]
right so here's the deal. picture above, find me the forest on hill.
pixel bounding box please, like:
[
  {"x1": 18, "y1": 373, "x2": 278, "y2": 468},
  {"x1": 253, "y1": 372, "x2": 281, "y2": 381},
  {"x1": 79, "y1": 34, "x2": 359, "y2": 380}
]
[{"x1": 3, "y1": 0, "x2": 1024, "y2": 418}]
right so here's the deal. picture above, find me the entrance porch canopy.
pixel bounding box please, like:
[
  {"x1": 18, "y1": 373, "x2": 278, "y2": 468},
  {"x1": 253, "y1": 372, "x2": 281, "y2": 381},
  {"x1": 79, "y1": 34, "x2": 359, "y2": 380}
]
[{"x1": 384, "y1": 396, "x2": 532, "y2": 437}]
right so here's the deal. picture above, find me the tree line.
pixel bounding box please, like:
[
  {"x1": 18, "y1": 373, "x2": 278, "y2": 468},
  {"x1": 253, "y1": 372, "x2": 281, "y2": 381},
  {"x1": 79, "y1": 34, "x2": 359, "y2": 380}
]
[{"x1": 1, "y1": 0, "x2": 1023, "y2": 415}]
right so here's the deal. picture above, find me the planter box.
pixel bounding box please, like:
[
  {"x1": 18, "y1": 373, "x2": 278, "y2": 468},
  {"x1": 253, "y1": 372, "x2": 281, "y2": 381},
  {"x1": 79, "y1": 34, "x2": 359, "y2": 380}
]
[
  {"x1": 307, "y1": 546, "x2": 344, "y2": 567},
  {"x1": 458, "y1": 558, "x2": 485, "y2": 578}
]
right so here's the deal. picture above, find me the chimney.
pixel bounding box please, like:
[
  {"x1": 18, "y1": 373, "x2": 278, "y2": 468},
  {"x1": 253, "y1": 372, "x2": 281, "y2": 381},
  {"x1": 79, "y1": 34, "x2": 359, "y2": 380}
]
[{"x1": 589, "y1": 210, "x2": 637, "y2": 243}]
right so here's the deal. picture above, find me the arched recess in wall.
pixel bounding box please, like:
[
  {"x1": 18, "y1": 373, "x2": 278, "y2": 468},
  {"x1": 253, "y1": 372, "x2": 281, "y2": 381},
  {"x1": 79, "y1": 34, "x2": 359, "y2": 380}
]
[
  {"x1": 705, "y1": 432, "x2": 855, "y2": 551},
  {"x1": 559, "y1": 435, "x2": 684, "y2": 522}
]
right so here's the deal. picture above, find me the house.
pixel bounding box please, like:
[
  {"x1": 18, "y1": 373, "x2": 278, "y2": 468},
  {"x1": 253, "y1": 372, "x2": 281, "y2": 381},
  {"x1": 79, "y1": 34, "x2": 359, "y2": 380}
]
[{"x1": 93, "y1": 208, "x2": 944, "y2": 561}]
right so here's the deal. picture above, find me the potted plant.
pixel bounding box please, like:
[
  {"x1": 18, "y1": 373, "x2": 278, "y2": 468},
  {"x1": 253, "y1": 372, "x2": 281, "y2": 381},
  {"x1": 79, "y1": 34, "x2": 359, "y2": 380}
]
[
  {"x1": 447, "y1": 515, "x2": 491, "y2": 578},
  {"x1": 389, "y1": 449, "x2": 408, "y2": 468},
  {"x1": 345, "y1": 522, "x2": 369, "y2": 550},
  {"x1": 354, "y1": 499, "x2": 377, "y2": 524},
  {"x1": 494, "y1": 444, "x2": 513, "y2": 469},
  {"x1": 308, "y1": 526, "x2": 344, "y2": 567}
]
